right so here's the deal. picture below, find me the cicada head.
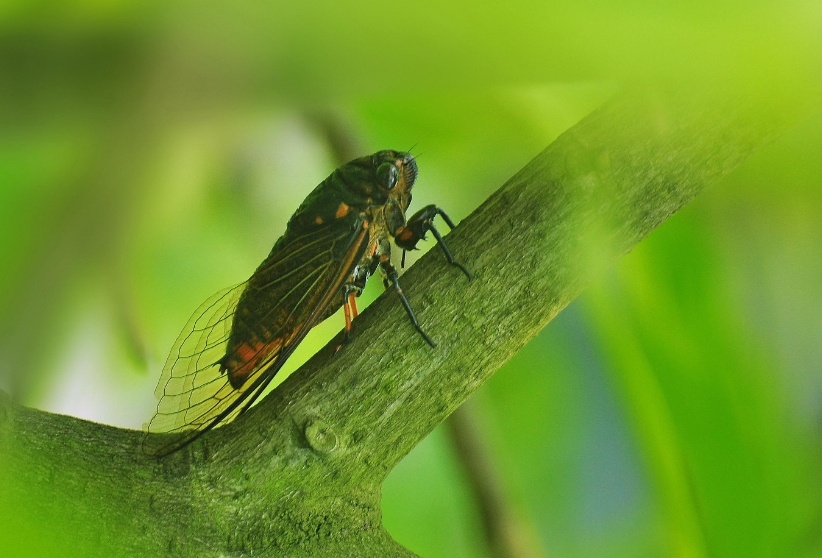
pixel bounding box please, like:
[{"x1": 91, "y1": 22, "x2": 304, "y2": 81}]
[
  {"x1": 372, "y1": 150, "x2": 418, "y2": 194},
  {"x1": 330, "y1": 150, "x2": 418, "y2": 210}
]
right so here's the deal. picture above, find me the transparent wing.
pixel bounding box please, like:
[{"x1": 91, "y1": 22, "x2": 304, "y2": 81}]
[
  {"x1": 142, "y1": 217, "x2": 369, "y2": 457},
  {"x1": 142, "y1": 283, "x2": 249, "y2": 455}
]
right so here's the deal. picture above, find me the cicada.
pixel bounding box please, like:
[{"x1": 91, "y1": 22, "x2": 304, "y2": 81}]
[{"x1": 143, "y1": 150, "x2": 470, "y2": 456}]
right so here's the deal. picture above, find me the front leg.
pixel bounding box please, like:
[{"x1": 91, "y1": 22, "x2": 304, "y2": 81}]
[{"x1": 394, "y1": 204, "x2": 472, "y2": 280}]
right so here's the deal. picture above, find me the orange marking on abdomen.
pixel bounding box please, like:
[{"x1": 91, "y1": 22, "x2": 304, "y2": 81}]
[
  {"x1": 236, "y1": 341, "x2": 264, "y2": 364},
  {"x1": 227, "y1": 338, "x2": 281, "y2": 388}
]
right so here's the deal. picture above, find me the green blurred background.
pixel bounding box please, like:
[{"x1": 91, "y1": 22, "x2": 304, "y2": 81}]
[{"x1": 1, "y1": 1, "x2": 821, "y2": 557}]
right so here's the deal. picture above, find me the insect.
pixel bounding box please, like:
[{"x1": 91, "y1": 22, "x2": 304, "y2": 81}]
[{"x1": 142, "y1": 150, "x2": 470, "y2": 456}]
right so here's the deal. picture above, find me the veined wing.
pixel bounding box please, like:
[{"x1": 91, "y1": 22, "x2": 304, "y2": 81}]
[{"x1": 142, "y1": 216, "x2": 369, "y2": 457}]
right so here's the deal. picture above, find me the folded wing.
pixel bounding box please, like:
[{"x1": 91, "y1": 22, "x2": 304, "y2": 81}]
[{"x1": 143, "y1": 216, "x2": 369, "y2": 457}]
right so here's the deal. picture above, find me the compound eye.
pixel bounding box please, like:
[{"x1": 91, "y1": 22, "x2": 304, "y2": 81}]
[{"x1": 376, "y1": 162, "x2": 399, "y2": 190}]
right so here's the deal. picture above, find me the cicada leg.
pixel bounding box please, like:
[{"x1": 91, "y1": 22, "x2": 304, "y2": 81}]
[
  {"x1": 334, "y1": 285, "x2": 360, "y2": 355},
  {"x1": 343, "y1": 290, "x2": 353, "y2": 339},
  {"x1": 380, "y1": 256, "x2": 436, "y2": 348},
  {"x1": 348, "y1": 289, "x2": 359, "y2": 319},
  {"x1": 396, "y1": 205, "x2": 472, "y2": 280}
]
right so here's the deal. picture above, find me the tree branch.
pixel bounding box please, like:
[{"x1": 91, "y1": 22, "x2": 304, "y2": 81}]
[{"x1": 1, "y1": 86, "x2": 817, "y2": 558}]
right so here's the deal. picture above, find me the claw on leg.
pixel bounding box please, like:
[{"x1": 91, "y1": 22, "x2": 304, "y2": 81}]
[
  {"x1": 427, "y1": 221, "x2": 472, "y2": 281},
  {"x1": 395, "y1": 205, "x2": 471, "y2": 280}
]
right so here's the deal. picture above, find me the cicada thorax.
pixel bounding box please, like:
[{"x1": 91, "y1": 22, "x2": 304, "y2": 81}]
[{"x1": 345, "y1": 196, "x2": 412, "y2": 285}]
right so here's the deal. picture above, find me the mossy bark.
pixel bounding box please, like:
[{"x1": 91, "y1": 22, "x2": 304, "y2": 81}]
[{"x1": 1, "y1": 86, "x2": 816, "y2": 558}]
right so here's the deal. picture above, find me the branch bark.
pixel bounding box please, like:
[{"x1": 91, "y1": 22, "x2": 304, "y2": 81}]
[{"x1": 1, "y1": 86, "x2": 817, "y2": 558}]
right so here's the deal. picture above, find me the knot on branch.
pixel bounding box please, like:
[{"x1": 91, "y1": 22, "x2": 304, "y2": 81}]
[{"x1": 304, "y1": 418, "x2": 338, "y2": 454}]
